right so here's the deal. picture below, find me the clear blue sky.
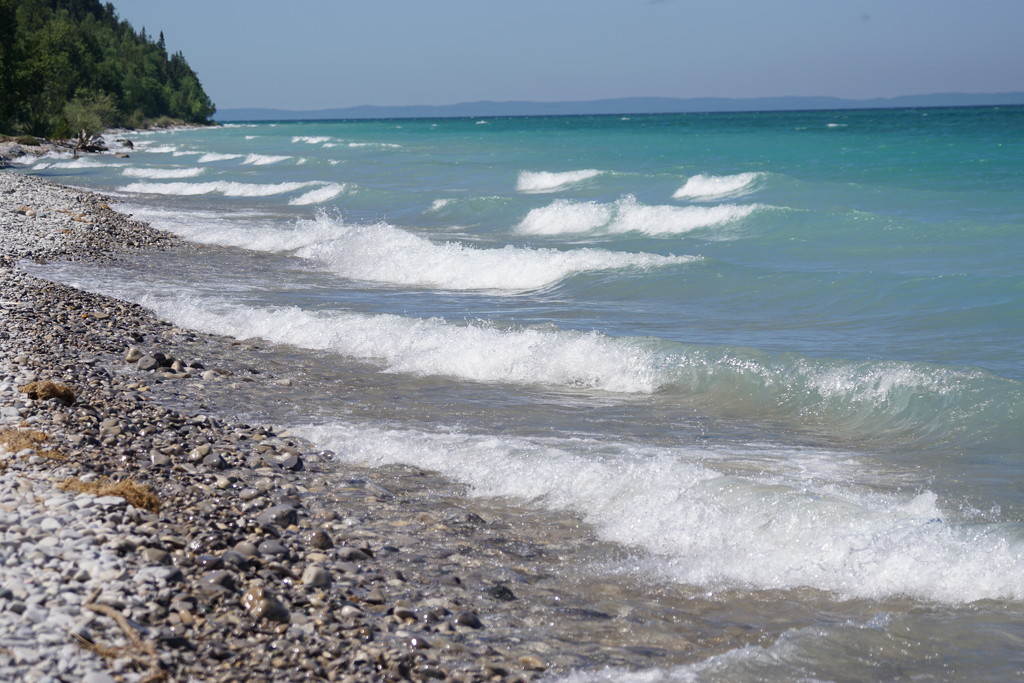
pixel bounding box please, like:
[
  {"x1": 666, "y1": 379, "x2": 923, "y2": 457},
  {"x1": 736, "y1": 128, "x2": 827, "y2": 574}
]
[{"x1": 111, "y1": 0, "x2": 1024, "y2": 111}]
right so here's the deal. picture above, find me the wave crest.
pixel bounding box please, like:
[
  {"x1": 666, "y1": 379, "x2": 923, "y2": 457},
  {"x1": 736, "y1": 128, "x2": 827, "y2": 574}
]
[
  {"x1": 516, "y1": 169, "x2": 603, "y2": 193},
  {"x1": 241, "y1": 153, "x2": 293, "y2": 165},
  {"x1": 287, "y1": 184, "x2": 349, "y2": 206},
  {"x1": 118, "y1": 180, "x2": 319, "y2": 197},
  {"x1": 517, "y1": 195, "x2": 764, "y2": 236},
  {"x1": 301, "y1": 421, "x2": 1024, "y2": 604},
  {"x1": 122, "y1": 166, "x2": 203, "y2": 179},
  {"x1": 673, "y1": 172, "x2": 762, "y2": 201},
  {"x1": 197, "y1": 152, "x2": 244, "y2": 163}
]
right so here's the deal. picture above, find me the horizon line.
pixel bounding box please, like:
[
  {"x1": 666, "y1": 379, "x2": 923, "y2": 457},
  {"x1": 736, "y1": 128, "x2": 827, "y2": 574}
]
[{"x1": 213, "y1": 92, "x2": 1024, "y2": 121}]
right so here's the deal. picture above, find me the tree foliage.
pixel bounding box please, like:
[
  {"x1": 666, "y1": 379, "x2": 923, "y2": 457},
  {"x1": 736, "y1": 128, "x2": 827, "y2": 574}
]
[{"x1": 0, "y1": 0, "x2": 216, "y2": 136}]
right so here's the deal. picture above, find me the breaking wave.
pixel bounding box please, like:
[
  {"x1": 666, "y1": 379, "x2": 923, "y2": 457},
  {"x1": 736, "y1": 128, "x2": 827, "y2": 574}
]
[
  {"x1": 517, "y1": 195, "x2": 765, "y2": 236},
  {"x1": 122, "y1": 167, "x2": 204, "y2": 179},
  {"x1": 516, "y1": 169, "x2": 603, "y2": 193},
  {"x1": 674, "y1": 172, "x2": 763, "y2": 201}
]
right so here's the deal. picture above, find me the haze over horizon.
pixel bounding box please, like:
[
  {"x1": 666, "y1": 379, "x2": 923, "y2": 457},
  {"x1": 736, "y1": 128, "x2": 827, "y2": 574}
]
[{"x1": 109, "y1": 0, "x2": 1023, "y2": 112}]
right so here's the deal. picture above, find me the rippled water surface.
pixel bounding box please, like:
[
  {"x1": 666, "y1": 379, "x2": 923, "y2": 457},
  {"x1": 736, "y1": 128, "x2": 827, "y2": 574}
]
[{"x1": 19, "y1": 106, "x2": 1024, "y2": 680}]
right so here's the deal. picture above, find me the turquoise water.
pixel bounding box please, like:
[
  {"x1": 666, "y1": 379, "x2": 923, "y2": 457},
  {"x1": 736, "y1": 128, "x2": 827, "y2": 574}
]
[{"x1": 19, "y1": 106, "x2": 1024, "y2": 680}]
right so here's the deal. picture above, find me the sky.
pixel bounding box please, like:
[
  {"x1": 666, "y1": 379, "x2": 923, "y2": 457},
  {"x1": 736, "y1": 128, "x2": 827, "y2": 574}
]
[{"x1": 110, "y1": 0, "x2": 1024, "y2": 111}]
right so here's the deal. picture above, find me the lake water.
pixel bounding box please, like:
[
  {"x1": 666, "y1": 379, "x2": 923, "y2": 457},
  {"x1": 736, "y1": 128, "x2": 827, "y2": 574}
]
[{"x1": 18, "y1": 106, "x2": 1024, "y2": 680}]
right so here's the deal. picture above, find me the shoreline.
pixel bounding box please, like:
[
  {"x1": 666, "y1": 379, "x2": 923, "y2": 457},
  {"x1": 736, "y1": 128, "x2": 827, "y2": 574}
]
[
  {"x1": 0, "y1": 125, "x2": 214, "y2": 169},
  {"x1": 0, "y1": 169, "x2": 753, "y2": 681},
  {"x1": 1, "y1": 170, "x2": 567, "y2": 681}
]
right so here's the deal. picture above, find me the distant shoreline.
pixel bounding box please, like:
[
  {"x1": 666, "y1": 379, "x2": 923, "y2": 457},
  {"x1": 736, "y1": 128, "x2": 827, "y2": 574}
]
[{"x1": 216, "y1": 92, "x2": 1024, "y2": 122}]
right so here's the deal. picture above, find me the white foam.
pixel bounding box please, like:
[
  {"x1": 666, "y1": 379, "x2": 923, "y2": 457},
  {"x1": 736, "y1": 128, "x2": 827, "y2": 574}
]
[
  {"x1": 292, "y1": 136, "x2": 331, "y2": 144},
  {"x1": 347, "y1": 142, "x2": 401, "y2": 149},
  {"x1": 673, "y1": 172, "x2": 762, "y2": 201},
  {"x1": 197, "y1": 152, "x2": 244, "y2": 163},
  {"x1": 427, "y1": 199, "x2": 453, "y2": 212},
  {"x1": 63, "y1": 243, "x2": 1014, "y2": 599},
  {"x1": 552, "y1": 624, "x2": 834, "y2": 682},
  {"x1": 517, "y1": 195, "x2": 762, "y2": 236},
  {"x1": 118, "y1": 180, "x2": 319, "y2": 197},
  {"x1": 241, "y1": 153, "x2": 292, "y2": 165},
  {"x1": 122, "y1": 166, "x2": 204, "y2": 179},
  {"x1": 43, "y1": 158, "x2": 110, "y2": 169},
  {"x1": 113, "y1": 205, "x2": 278, "y2": 243},
  {"x1": 299, "y1": 217, "x2": 696, "y2": 291},
  {"x1": 287, "y1": 183, "x2": 348, "y2": 206},
  {"x1": 295, "y1": 420, "x2": 1024, "y2": 605},
  {"x1": 516, "y1": 199, "x2": 613, "y2": 235},
  {"x1": 148, "y1": 211, "x2": 694, "y2": 291},
  {"x1": 35, "y1": 251, "x2": 1014, "y2": 446},
  {"x1": 516, "y1": 169, "x2": 603, "y2": 193},
  {"x1": 133, "y1": 296, "x2": 668, "y2": 391},
  {"x1": 171, "y1": 150, "x2": 202, "y2": 157},
  {"x1": 609, "y1": 196, "x2": 762, "y2": 235},
  {"x1": 139, "y1": 144, "x2": 177, "y2": 154},
  {"x1": 124, "y1": 286, "x2": 985, "y2": 444},
  {"x1": 17, "y1": 151, "x2": 71, "y2": 166}
]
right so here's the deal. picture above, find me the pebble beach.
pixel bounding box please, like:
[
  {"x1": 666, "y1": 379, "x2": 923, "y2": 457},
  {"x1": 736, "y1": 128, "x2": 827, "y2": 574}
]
[{"x1": 0, "y1": 168, "x2": 640, "y2": 682}]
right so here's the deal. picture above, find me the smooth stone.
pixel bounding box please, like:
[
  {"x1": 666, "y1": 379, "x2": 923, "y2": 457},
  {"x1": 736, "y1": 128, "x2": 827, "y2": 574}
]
[
  {"x1": 279, "y1": 454, "x2": 303, "y2": 471},
  {"x1": 300, "y1": 565, "x2": 331, "y2": 588},
  {"x1": 485, "y1": 585, "x2": 517, "y2": 601},
  {"x1": 140, "y1": 548, "x2": 170, "y2": 565},
  {"x1": 195, "y1": 554, "x2": 223, "y2": 569},
  {"x1": 393, "y1": 605, "x2": 417, "y2": 621},
  {"x1": 234, "y1": 541, "x2": 259, "y2": 557},
  {"x1": 199, "y1": 570, "x2": 236, "y2": 591},
  {"x1": 202, "y1": 453, "x2": 226, "y2": 470},
  {"x1": 454, "y1": 611, "x2": 484, "y2": 629},
  {"x1": 339, "y1": 604, "x2": 362, "y2": 618},
  {"x1": 257, "y1": 538, "x2": 288, "y2": 558},
  {"x1": 239, "y1": 488, "x2": 262, "y2": 501},
  {"x1": 336, "y1": 546, "x2": 371, "y2": 562},
  {"x1": 300, "y1": 529, "x2": 333, "y2": 550},
  {"x1": 220, "y1": 550, "x2": 250, "y2": 568},
  {"x1": 256, "y1": 504, "x2": 297, "y2": 528},
  {"x1": 519, "y1": 655, "x2": 546, "y2": 671},
  {"x1": 241, "y1": 586, "x2": 290, "y2": 623}
]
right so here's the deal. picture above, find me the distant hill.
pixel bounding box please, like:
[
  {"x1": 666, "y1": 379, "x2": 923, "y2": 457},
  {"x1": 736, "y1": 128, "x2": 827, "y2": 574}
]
[
  {"x1": 217, "y1": 92, "x2": 1024, "y2": 122},
  {"x1": 0, "y1": 0, "x2": 215, "y2": 137}
]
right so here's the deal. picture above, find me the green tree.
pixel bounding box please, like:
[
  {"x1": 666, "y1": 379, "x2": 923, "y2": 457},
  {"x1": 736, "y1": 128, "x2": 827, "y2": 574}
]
[
  {"x1": 63, "y1": 90, "x2": 118, "y2": 136},
  {"x1": 0, "y1": 0, "x2": 21, "y2": 132},
  {"x1": 2, "y1": 0, "x2": 216, "y2": 137}
]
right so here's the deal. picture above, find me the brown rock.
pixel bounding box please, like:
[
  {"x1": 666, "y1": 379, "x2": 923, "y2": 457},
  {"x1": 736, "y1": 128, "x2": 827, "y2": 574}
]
[{"x1": 20, "y1": 380, "x2": 76, "y2": 405}]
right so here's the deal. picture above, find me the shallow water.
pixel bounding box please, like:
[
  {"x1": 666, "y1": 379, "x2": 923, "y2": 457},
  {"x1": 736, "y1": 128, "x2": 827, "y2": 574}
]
[{"x1": 18, "y1": 106, "x2": 1024, "y2": 680}]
